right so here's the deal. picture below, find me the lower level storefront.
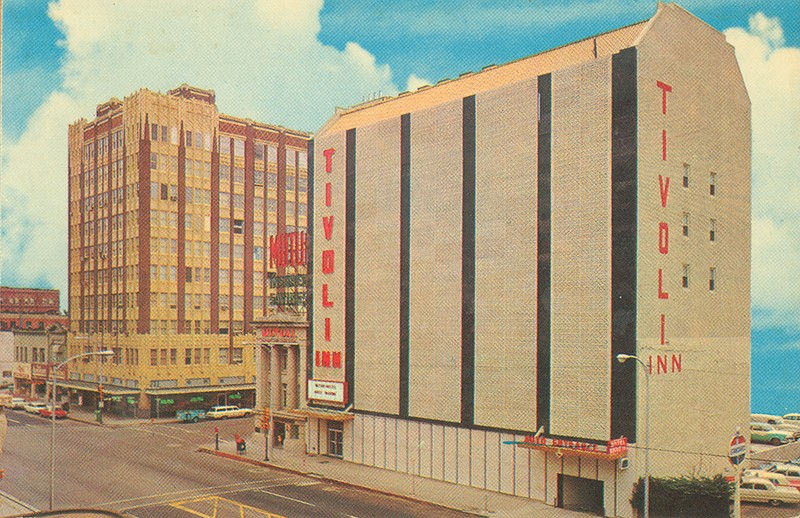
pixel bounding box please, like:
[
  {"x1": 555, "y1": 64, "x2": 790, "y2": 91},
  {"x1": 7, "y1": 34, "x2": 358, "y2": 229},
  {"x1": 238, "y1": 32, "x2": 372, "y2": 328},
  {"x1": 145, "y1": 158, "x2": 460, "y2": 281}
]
[
  {"x1": 57, "y1": 380, "x2": 255, "y2": 419},
  {"x1": 304, "y1": 413, "x2": 638, "y2": 517}
]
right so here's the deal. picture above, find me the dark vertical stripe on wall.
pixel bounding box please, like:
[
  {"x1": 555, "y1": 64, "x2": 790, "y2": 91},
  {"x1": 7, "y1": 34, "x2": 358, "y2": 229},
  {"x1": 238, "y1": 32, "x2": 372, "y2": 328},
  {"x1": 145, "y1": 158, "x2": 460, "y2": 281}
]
[
  {"x1": 345, "y1": 129, "x2": 357, "y2": 406},
  {"x1": 399, "y1": 113, "x2": 411, "y2": 418},
  {"x1": 307, "y1": 139, "x2": 315, "y2": 384},
  {"x1": 610, "y1": 47, "x2": 638, "y2": 442},
  {"x1": 536, "y1": 74, "x2": 552, "y2": 433},
  {"x1": 461, "y1": 95, "x2": 476, "y2": 427}
]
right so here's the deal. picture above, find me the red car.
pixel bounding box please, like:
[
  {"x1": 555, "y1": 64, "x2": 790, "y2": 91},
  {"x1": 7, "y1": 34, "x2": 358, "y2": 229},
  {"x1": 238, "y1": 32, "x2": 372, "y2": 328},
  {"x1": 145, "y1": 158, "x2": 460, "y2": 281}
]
[{"x1": 39, "y1": 407, "x2": 68, "y2": 419}]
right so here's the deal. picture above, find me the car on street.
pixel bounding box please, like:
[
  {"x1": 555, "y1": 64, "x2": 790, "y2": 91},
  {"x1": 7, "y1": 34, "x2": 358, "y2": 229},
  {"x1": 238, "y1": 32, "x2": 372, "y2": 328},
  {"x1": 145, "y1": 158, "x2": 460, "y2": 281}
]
[
  {"x1": 10, "y1": 397, "x2": 25, "y2": 409},
  {"x1": 206, "y1": 405, "x2": 252, "y2": 419},
  {"x1": 751, "y1": 422, "x2": 795, "y2": 446},
  {"x1": 39, "y1": 407, "x2": 68, "y2": 419},
  {"x1": 23, "y1": 401, "x2": 48, "y2": 414},
  {"x1": 739, "y1": 477, "x2": 800, "y2": 506}
]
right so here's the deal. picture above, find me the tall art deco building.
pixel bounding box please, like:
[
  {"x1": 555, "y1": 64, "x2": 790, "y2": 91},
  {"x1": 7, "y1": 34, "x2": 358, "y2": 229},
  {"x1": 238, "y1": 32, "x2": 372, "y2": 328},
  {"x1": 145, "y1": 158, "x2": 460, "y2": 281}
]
[
  {"x1": 309, "y1": 3, "x2": 750, "y2": 515},
  {"x1": 67, "y1": 85, "x2": 309, "y2": 416}
]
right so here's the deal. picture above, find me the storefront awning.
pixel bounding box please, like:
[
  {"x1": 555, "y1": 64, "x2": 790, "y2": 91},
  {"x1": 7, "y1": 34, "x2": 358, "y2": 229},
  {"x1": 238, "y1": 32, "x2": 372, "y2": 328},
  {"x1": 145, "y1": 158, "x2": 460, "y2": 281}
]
[
  {"x1": 143, "y1": 384, "x2": 254, "y2": 396},
  {"x1": 59, "y1": 380, "x2": 140, "y2": 396},
  {"x1": 290, "y1": 407, "x2": 354, "y2": 421}
]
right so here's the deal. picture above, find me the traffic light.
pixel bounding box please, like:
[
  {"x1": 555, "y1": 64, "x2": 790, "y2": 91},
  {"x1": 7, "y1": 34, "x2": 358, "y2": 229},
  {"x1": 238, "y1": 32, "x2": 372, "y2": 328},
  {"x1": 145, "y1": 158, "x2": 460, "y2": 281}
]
[
  {"x1": 98, "y1": 385, "x2": 104, "y2": 401},
  {"x1": 261, "y1": 408, "x2": 270, "y2": 430}
]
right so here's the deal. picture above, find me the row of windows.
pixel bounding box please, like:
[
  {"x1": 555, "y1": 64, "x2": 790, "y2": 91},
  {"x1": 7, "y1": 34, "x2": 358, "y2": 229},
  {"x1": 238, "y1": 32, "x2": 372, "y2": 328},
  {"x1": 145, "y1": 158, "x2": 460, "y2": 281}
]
[
  {"x1": 149, "y1": 347, "x2": 212, "y2": 366},
  {"x1": 680, "y1": 265, "x2": 718, "y2": 291},
  {"x1": 682, "y1": 164, "x2": 718, "y2": 196},
  {"x1": 681, "y1": 215, "x2": 717, "y2": 241},
  {"x1": 0, "y1": 296, "x2": 57, "y2": 306}
]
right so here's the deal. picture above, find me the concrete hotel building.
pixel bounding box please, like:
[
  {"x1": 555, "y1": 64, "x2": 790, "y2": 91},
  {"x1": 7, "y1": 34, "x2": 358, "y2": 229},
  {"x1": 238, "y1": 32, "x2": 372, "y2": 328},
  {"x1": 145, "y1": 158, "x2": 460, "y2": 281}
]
[
  {"x1": 68, "y1": 85, "x2": 309, "y2": 417},
  {"x1": 310, "y1": 4, "x2": 749, "y2": 515}
]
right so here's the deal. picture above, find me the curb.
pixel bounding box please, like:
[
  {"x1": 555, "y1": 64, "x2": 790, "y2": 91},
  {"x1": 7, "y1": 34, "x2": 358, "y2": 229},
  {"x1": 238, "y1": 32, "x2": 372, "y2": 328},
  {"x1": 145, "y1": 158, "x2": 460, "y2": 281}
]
[
  {"x1": 67, "y1": 415, "x2": 180, "y2": 428},
  {"x1": 0, "y1": 488, "x2": 38, "y2": 515},
  {"x1": 196, "y1": 447, "x2": 486, "y2": 517}
]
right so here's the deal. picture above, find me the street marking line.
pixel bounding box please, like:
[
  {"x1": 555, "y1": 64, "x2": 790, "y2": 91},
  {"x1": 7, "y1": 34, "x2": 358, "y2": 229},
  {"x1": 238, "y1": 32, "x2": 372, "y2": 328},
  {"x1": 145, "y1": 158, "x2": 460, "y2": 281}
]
[
  {"x1": 8, "y1": 419, "x2": 21, "y2": 424},
  {"x1": 255, "y1": 489, "x2": 316, "y2": 507},
  {"x1": 104, "y1": 476, "x2": 300, "y2": 507},
  {"x1": 170, "y1": 495, "x2": 285, "y2": 517}
]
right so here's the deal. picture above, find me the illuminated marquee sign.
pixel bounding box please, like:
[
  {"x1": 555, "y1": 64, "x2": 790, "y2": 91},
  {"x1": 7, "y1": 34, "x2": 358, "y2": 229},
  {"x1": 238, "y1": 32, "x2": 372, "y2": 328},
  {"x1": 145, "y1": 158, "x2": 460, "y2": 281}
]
[
  {"x1": 261, "y1": 328, "x2": 296, "y2": 340},
  {"x1": 653, "y1": 79, "x2": 682, "y2": 376},
  {"x1": 269, "y1": 231, "x2": 307, "y2": 268},
  {"x1": 515, "y1": 435, "x2": 628, "y2": 460},
  {"x1": 315, "y1": 147, "x2": 341, "y2": 370}
]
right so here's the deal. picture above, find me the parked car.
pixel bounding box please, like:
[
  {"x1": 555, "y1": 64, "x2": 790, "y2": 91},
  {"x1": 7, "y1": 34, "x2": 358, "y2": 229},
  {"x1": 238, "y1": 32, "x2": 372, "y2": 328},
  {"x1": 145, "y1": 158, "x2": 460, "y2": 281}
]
[
  {"x1": 752, "y1": 413, "x2": 800, "y2": 435},
  {"x1": 23, "y1": 401, "x2": 48, "y2": 414},
  {"x1": 784, "y1": 413, "x2": 800, "y2": 424},
  {"x1": 739, "y1": 477, "x2": 800, "y2": 506},
  {"x1": 10, "y1": 397, "x2": 26, "y2": 409},
  {"x1": 766, "y1": 464, "x2": 800, "y2": 488},
  {"x1": 743, "y1": 469, "x2": 797, "y2": 489},
  {"x1": 39, "y1": 407, "x2": 68, "y2": 419},
  {"x1": 206, "y1": 405, "x2": 252, "y2": 419},
  {"x1": 751, "y1": 422, "x2": 795, "y2": 446},
  {"x1": 176, "y1": 408, "x2": 207, "y2": 423}
]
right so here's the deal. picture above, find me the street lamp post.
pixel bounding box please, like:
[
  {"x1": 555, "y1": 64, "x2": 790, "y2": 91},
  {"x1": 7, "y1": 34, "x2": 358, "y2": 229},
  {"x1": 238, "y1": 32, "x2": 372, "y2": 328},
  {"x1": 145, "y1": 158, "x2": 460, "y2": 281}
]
[
  {"x1": 50, "y1": 349, "x2": 113, "y2": 511},
  {"x1": 617, "y1": 353, "x2": 650, "y2": 518}
]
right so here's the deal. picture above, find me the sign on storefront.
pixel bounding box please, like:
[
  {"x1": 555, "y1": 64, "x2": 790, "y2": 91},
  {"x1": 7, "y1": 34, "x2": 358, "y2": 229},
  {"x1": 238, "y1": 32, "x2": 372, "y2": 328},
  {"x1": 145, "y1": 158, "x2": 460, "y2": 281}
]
[{"x1": 308, "y1": 380, "x2": 347, "y2": 404}]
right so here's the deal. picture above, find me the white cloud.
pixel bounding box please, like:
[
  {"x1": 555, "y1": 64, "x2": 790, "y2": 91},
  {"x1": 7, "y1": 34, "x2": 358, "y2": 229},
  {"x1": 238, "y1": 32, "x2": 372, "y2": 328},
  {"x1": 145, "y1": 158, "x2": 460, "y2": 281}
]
[
  {"x1": 724, "y1": 14, "x2": 800, "y2": 330},
  {"x1": 1, "y1": 0, "x2": 401, "y2": 306},
  {"x1": 406, "y1": 74, "x2": 431, "y2": 92}
]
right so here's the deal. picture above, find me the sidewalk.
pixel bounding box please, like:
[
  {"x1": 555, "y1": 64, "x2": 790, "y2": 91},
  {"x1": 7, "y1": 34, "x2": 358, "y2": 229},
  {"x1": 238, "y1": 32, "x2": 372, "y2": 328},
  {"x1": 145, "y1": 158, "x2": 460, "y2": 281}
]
[{"x1": 199, "y1": 432, "x2": 590, "y2": 518}]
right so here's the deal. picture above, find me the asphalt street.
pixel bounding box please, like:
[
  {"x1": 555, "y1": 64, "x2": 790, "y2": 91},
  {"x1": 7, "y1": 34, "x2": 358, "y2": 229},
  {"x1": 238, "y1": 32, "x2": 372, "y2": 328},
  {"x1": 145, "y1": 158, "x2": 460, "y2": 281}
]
[{"x1": 1, "y1": 409, "x2": 468, "y2": 517}]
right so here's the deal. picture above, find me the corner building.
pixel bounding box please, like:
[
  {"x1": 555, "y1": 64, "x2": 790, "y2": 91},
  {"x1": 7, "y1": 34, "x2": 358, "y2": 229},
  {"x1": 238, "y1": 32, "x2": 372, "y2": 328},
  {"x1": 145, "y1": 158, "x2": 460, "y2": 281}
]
[
  {"x1": 311, "y1": 4, "x2": 749, "y2": 515},
  {"x1": 68, "y1": 85, "x2": 309, "y2": 417}
]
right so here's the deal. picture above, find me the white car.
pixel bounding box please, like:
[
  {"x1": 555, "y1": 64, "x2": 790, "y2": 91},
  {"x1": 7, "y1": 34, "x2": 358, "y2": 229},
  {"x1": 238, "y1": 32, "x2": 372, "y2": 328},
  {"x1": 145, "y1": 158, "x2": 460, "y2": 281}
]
[
  {"x1": 739, "y1": 477, "x2": 800, "y2": 506},
  {"x1": 10, "y1": 397, "x2": 26, "y2": 409},
  {"x1": 743, "y1": 469, "x2": 796, "y2": 489},
  {"x1": 206, "y1": 405, "x2": 252, "y2": 419},
  {"x1": 23, "y1": 401, "x2": 48, "y2": 414}
]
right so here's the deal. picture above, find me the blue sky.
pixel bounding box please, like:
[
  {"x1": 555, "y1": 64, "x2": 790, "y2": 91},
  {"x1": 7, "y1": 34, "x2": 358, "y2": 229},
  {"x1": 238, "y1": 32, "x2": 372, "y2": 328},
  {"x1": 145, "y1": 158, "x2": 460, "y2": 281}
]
[{"x1": 2, "y1": 0, "x2": 799, "y2": 412}]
